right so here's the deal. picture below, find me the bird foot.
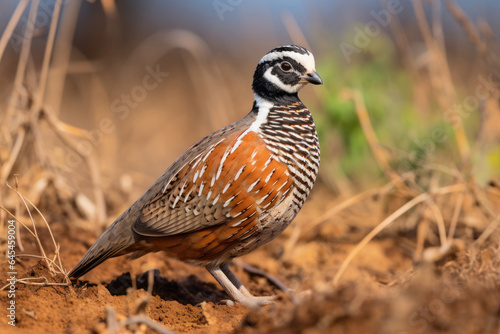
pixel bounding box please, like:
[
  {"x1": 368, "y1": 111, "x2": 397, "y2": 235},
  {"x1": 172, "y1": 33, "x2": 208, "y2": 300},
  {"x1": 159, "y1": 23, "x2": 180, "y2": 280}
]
[
  {"x1": 217, "y1": 295, "x2": 276, "y2": 307},
  {"x1": 234, "y1": 294, "x2": 276, "y2": 308},
  {"x1": 208, "y1": 264, "x2": 278, "y2": 308},
  {"x1": 217, "y1": 299, "x2": 236, "y2": 306}
]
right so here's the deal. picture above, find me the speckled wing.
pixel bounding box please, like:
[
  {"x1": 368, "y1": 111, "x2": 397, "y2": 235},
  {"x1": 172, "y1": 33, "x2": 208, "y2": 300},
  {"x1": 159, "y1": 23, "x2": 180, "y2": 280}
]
[{"x1": 132, "y1": 122, "x2": 293, "y2": 238}]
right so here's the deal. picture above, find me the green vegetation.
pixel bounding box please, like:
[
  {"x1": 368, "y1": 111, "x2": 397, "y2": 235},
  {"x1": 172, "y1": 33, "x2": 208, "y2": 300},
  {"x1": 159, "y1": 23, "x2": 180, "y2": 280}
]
[{"x1": 314, "y1": 29, "x2": 484, "y2": 188}]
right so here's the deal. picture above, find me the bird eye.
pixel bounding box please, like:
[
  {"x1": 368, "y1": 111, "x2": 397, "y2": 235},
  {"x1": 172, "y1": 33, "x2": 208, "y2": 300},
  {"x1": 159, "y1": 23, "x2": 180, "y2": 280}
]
[{"x1": 280, "y1": 62, "x2": 292, "y2": 72}]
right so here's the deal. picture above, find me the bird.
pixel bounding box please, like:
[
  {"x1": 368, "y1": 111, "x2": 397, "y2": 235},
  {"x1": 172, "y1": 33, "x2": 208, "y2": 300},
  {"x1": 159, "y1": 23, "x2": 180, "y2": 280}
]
[{"x1": 68, "y1": 45, "x2": 323, "y2": 307}]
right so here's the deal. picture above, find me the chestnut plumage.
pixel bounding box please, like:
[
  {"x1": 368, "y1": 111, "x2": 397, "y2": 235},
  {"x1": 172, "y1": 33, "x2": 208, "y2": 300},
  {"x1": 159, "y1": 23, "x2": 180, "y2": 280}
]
[{"x1": 68, "y1": 45, "x2": 322, "y2": 307}]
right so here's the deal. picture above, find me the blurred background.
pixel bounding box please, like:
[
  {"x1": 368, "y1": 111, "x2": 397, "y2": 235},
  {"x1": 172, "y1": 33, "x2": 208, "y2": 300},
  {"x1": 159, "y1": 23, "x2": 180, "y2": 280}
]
[
  {"x1": 2, "y1": 1, "x2": 500, "y2": 332},
  {"x1": 1, "y1": 0, "x2": 499, "y2": 210}
]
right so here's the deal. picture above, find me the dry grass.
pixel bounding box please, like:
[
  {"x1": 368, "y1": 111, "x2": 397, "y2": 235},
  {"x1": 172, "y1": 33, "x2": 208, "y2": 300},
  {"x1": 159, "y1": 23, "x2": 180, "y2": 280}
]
[
  {"x1": 324, "y1": 0, "x2": 500, "y2": 288},
  {"x1": 0, "y1": 183, "x2": 68, "y2": 289}
]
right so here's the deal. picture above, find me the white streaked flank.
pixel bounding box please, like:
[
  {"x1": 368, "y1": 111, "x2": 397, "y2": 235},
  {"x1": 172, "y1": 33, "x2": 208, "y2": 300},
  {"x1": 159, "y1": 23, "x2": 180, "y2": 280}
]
[
  {"x1": 234, "y1": 165, "x2": 245, "y2": 181},
  {"x1": 184, "y1": 187, "x2": 193, "y2": 203},
  {"x1": 212, "y1": 193, "x2": 220, "y2": 206},
  {"x1": 193, "y1": 170, "x2": 200, "y2": 183},
  {"x1": 199, "y1": 163, "x2": 208, "y2": 177},
  {"x1": 223, "y1": 196, "x2": 235, "y2": 208},
  {"x1": 198, "y1": 182, "x2": 205, "y2": 197},
  {"x1": 216, "y1": 147, "x2": 231, "y2": 181},
  {"x1": 230, "y1": 138, "x2": 243, "y2": 154},
  {"x1": 222, "y1": 182, "x2": 231, "y2": 194},
  {"x1": 264, "y1": 169, "x2": 276, "y2": 183},
  {"x1": 256, "y1": 192, "x2": 271, "y2": 205},
  {"x1": 247, "y1": 179, "x2": 260, "y2": 192}
]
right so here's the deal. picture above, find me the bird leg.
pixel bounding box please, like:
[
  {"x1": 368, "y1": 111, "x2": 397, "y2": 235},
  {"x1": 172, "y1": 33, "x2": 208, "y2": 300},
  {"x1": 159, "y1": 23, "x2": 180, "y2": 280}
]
[{"x1": 207, "y1": 263, "x2": 276, "y2": 307}]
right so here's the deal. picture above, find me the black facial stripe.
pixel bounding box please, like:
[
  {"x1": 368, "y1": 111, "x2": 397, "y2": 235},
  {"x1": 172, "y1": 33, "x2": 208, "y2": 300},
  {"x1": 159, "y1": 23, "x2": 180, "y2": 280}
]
[
  {"x1": 271, "y1": 67, "x2": 301, "y2": 85},
  {"x1": 252, "y1": 70, "x2": 300, "y2": 105},
  {"x1": 259, "y1": 57, "x2": 307, "y2": 74}
]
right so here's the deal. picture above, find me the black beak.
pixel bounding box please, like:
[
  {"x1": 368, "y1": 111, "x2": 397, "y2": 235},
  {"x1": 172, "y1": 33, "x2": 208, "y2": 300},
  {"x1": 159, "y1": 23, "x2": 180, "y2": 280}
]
[{"x1": 301, "y1": 71, "x2": 323, "y2": 85}]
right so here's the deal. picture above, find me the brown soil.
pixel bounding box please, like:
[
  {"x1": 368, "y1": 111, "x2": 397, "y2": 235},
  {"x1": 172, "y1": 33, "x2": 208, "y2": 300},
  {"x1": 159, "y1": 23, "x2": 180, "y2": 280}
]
[{"x1": 1, "y1": 188, "x2": 500, "y2": 334}]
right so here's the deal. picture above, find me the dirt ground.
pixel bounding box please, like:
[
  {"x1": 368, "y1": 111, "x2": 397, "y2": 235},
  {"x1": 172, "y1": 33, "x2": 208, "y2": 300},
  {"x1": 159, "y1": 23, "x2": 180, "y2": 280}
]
[
  {"x1": 3, "y1": 0, "x2": 500, "y2": 331},
  {"x1": 1, "y1": 185, "x2": 500, "y2": 334}
]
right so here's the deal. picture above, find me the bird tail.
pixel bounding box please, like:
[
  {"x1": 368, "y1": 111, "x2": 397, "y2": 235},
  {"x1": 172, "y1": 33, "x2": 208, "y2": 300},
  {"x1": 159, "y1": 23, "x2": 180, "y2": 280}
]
[
  {"x1": 68, "y1": 218, "x2": 138, "y2": 280},
  {"x1": 68, "y1": 164, "x2": 169, "y2": 280}
]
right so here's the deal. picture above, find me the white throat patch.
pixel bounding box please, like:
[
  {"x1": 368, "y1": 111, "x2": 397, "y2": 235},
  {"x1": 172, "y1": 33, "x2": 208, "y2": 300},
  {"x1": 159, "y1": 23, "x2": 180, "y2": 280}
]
[{"x1": 248, "y1": 95, "x2": 273, "y2": 133}]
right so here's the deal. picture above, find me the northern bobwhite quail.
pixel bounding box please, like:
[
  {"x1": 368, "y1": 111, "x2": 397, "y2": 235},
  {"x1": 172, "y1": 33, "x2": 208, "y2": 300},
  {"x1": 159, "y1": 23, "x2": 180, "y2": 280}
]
[{"x1": 68, "y1": 45, "x2": 323, "y2": 307}]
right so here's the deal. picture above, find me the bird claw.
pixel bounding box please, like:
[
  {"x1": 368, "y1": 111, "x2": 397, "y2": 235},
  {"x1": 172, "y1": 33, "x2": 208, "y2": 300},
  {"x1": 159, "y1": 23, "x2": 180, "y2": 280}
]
[
  {"x1": 217, "y1": 299, "x2": 236, "y2": 306},
  {"x1": 216, "y1": 295, "x2": 276, "y2": 308},
  {"x1": 235, "y1": 295, "x2": 277, "y2": 308}
]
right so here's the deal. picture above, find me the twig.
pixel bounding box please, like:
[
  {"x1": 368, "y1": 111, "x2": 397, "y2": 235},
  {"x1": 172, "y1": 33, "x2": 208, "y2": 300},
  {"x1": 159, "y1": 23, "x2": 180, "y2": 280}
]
[
  {"x1": 1, "y1": 277, "x2": 70, "y2": 290},
  {"x1": 0, "y1": 0, "x2": 29, "y2": 64},
  {"x1": 2, "y1": 0, "x2": 39, "y2": 190},
  {"x1": 421, "y1": 238, "x2": 464, "y2": 263},
  {"x1": 0, "y1": 204, "x2": 38, "y2": 239},
  {"x1": 106, "y1": 306, "x2": 175, "y2": 334},
  {"x1": 432, "y1": 183, "x2": 466, "y2": 195},
  {"x1": 17, "y1": 190, "x2": 66, "y2": 273},
  {"x1": 283, "y1": 224, "x2": 301, "y2": 263},
  {"x1": 423, "y1": 162, "x2": 463, "y2": 179},
  {"x1": 301, "y1": 186, "x2": 388, "y2": 237},
  {"x1": 474, "y1": 215, "x2": 500, "y2": 246},
  {"x1": 469, "y1": 184, "x2": 498, "y2": 229},
  {"x1": 340, "y1": 88, "x2": 405, "y2": 187},
  {"x1": 382, "y1": 0, "x2": 431, "y2": 115},
  {"x1": 431, "y1": 0, "x2": 446, "y2": 56},
  {"x1": 2, "y1": 185, "x2": 67, "y2": 276},
  {"x1": 486, "y1": 184, "x2": 500, "y2": 198},
  {"x1": 332, "y1": 182, "x2": 465, "y2": 285},
  {"x1": 333, "y1": 193, "x2": 428, "y2": 286},
  {"x1": 411, "y1": 0, "x2": 470, "y2": 166},
  {"x1": 41, "y1": 107, "x2": 107, "y2": 226},
  {"x1": 14, "y1": 176, "x2": 25, "y2": 252},
  {"x1": 0, "y1": 0, "x2": 107, "y2": 232},
  {"x1": 13, "y1": 254, "x2": 66, "y2": 276},
  {"x1": 43, "y1": 0, "x2": 82, "y2": 116},
  {"x1": 381, "y1": 0, "x2": 415, "y2": 74},
  {"x1": 443, "y1": 0, "x2": 491, "y2": 63},
  {"x1": 477, "y1": 18, "x2": 494, "y2": 41},
  {"x1": 414, "y1": 216, "x2": 430, "y2": 262},
  {"x1": 32, "y1": 0, "x2": 63, "y2": 111},
  {"x1": 235, "y1": 261, "x2": 290, "y2": 293},
  {"x1": 0, "y1": 127, "x2": 26, "y2": 188},
  {"x1": 281, "y1": 12, "x2": 312, "y2": 51},
  {"x1": 106, "y1": 306, "x2": 120, "y2": 334},
  {"x1": 7, "y1": 183, "x2": 49, "y2": 265},
  {"x1": 23, "y1": 0, "x2": 66, "y2": 173},
  {"x1": 6, "y1": 0, "x2": 40, "y2": 119},
  {"x1": 447, "y1": 190, "x2": 464, "y2": 240},
  {"x1": 123, "y1": 316, "x2": 175, "y2": 334},
  {"x1": 29, "y1": 114, "x2": 51, "y2": 170},
  {"x1": 425, "y1": 198, "x2": 447, "y2": 246},
  {"x1": 50, "y1": 120, "x2": 98, "y2": 140}
]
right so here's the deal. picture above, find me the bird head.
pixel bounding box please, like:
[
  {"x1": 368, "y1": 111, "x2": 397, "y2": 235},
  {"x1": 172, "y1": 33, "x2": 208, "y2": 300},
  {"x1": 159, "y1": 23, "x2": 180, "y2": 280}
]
[{"x1": 252, "y1": 45, "x2": 322, "y2": 105}]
